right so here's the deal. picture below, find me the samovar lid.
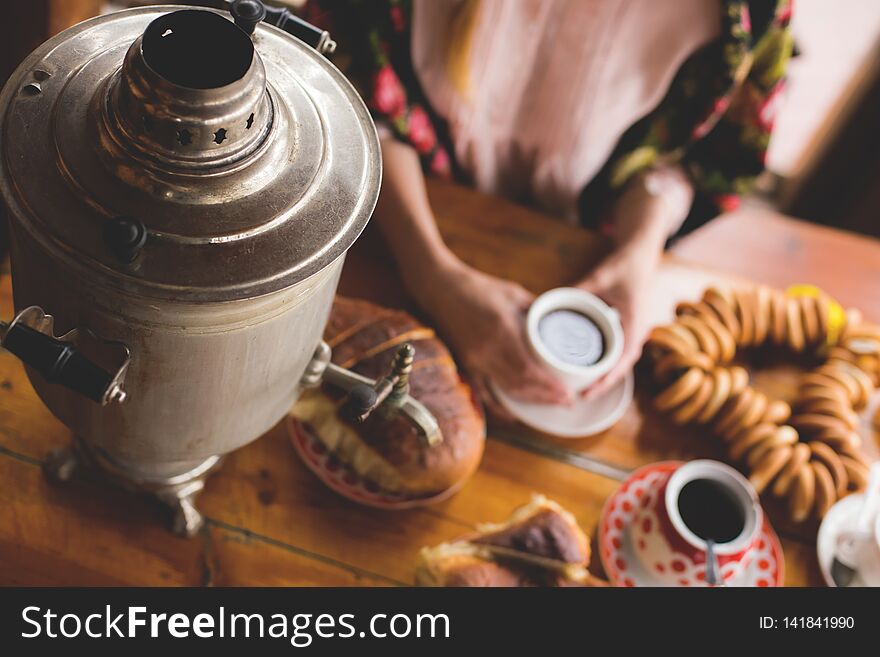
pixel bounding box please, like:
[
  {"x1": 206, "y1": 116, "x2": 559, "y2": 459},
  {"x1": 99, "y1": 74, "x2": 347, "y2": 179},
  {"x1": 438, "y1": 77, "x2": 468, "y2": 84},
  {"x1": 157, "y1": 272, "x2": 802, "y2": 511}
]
[{"x1": 0, "y1": 5, "x2": 381, "y2": 301}]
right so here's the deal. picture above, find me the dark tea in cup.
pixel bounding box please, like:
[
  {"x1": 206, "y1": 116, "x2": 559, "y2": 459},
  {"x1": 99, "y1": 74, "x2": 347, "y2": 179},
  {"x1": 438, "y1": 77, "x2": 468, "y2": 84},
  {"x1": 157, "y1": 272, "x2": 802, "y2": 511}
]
[
  {"x1": 676, "y1": 477, "x2": 747, "y2": 544},
  {"x1": 537, "y1": 309, "x2": 606, "y2": 367}
]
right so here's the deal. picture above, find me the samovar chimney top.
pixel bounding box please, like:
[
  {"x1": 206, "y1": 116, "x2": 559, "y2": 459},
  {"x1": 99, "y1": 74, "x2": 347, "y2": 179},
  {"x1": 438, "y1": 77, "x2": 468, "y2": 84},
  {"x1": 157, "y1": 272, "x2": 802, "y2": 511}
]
[{"x1": 110, "y1": 9, "x2": 271, "y2": 169}]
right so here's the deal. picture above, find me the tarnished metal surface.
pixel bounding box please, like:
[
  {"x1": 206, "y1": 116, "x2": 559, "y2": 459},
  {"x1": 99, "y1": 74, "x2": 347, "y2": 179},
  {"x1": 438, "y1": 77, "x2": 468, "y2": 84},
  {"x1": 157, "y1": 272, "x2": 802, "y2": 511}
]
[
  {"x1": 0, "y1": 5, "x2": 381, "y2": 300},
  {"x1": 0, "y1": 5, "x2": 383, "y2": 529}
]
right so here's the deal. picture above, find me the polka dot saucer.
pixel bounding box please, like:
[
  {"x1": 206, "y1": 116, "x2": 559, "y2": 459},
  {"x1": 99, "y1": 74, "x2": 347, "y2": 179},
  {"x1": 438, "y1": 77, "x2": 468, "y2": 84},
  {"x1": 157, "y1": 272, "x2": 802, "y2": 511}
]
[{"x1": 599, "y1": 461, "x2": 785, "y2": 587}]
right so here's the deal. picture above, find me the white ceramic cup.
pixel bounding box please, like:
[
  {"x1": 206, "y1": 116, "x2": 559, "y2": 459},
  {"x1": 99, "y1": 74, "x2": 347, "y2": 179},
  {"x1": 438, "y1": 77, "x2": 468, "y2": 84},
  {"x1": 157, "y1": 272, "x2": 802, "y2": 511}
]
[
  {"x1": 870, "y1": 515, "x2": 880, "y2": 585},
  {"x1": 526, "y1": 287, "x2": 624, "y2": 393},
  {"x1": 837, "y1": 506, "x2": 880, "y2": 586}
]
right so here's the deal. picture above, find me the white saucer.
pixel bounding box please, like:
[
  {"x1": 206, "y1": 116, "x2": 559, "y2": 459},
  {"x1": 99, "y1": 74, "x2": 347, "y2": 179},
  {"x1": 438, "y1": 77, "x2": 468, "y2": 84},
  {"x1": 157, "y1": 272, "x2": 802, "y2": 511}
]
[
  {"x1": 817, "y1": 493, "x2": 878, "y2": 587},
  {"x1": 491, "y1": 371, "x2": 634, "y2": 438}
]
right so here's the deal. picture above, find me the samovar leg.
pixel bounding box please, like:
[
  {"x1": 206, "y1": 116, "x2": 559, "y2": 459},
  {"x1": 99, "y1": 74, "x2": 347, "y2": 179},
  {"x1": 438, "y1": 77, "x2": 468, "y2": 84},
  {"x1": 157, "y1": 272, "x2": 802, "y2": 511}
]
[
  {"x1": 157, "y1": 483, "x2": 206, "y2": 537},
  {"x1": 44, "y1": 445, "x2": 82, "y2": 482},
  {"x1": 44, "y1": 437, "x2": 220, "y2": 537}
]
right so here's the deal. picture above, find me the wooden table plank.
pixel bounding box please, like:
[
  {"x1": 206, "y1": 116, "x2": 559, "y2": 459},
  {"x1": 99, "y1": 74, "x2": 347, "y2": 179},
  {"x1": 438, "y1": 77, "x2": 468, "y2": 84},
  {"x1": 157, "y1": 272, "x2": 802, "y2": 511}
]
[
  {"x1": 0, "y1": 449, "x2": 396, "y2": 587},
  {"x1": 672, "y1": 207, "x2": 880, "y2": 322},
  {"x1": 205, "y1": 428, "x2": 619, "y2": 583}
]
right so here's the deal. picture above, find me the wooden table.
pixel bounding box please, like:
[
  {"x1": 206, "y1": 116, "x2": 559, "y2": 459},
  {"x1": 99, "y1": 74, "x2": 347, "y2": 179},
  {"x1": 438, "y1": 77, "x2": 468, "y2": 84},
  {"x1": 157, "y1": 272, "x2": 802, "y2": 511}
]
[{"x1": 1, "y1": 180, "x2": 877, "y2": 586}]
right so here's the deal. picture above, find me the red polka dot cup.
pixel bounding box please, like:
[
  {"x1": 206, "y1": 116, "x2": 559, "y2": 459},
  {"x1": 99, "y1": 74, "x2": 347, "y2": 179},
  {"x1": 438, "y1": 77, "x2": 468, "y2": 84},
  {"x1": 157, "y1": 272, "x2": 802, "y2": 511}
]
[{"x1": 630, "y1": 460, "x2": 763, "y2": 586}]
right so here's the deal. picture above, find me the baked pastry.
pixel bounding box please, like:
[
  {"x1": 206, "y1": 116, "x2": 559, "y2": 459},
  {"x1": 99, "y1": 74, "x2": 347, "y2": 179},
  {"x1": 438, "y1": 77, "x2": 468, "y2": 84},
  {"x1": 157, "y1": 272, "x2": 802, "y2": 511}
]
[
  {"x1": 471, "y1": 495, "x2": 590, "y2": 568},
  {"x1": 293, "y1": 297, "x2": 485, "y2": 497},
  {"x1": 647, "y1": 286, "x2": 876, "y2": 522},
  {"x1": 416, "y1": 543, "x2": 600, "y2": 587},
  {"x1": 416, "y1": 543, "x2": 549, "y2": 587},
  {"x1": 416, "y1": 495, "x2": 605, "y2": 587}
]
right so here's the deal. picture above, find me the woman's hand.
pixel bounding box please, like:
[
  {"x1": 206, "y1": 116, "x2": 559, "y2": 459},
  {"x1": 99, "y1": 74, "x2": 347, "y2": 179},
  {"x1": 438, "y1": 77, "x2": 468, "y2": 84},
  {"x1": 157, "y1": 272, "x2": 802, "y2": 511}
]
[
  {"x1": 578, "y1": 166, "x2": 693, "y2": 398},
  {"x1": 577, "y1": 244, "x2": 657, "y2": 400},
  {"x1": 373, "y1": 138, "x2": 568, "y2": 416},
  {"x1": 419, "y1": 262, "x2": 571, "y2": 417}
]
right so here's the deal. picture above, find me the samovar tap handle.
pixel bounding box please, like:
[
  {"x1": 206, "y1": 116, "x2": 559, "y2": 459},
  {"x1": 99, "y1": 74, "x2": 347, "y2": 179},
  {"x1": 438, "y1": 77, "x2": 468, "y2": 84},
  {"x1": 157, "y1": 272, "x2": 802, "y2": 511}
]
[{"x1": 300, "y1": 341, "x2": 442, "y2": 447}]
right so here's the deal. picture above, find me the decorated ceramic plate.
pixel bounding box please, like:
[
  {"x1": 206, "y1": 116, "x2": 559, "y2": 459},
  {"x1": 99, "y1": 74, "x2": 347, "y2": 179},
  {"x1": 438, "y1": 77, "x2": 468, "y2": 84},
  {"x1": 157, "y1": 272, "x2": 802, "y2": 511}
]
[
  {"x1": 287, "y1": 416, "x2": 464, "y2": 510},
  {"x1": 599, "y1": 461, "x2": 785, "y2": 587}
]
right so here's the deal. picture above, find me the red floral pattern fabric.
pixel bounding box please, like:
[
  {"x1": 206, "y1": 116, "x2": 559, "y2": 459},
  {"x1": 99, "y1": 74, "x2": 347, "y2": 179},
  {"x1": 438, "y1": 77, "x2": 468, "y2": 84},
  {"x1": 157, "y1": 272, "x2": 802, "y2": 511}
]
[{"x1": 305, "y1": 0, "x2": 794, "y2": 230}]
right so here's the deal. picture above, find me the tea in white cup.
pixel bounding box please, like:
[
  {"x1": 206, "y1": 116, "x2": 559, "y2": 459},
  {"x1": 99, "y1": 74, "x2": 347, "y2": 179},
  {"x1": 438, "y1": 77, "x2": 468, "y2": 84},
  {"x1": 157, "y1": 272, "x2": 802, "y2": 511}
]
[{"x1": 526, "y1": 287, "x2": 624, "y2": 393}]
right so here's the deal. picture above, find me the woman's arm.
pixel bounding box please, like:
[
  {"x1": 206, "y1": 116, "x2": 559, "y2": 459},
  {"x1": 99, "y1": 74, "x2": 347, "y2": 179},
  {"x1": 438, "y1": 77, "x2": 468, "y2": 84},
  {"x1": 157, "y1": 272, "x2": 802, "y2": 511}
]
[
  {"x1": 374, "y1": 137, "x2": 458, "y2": 293},
  {"x1": 578, "y1": 166, "x2": 694, "y2": 398},
  {"x1": 376, "y1": 137, "x2": 570, "y2": 412}
]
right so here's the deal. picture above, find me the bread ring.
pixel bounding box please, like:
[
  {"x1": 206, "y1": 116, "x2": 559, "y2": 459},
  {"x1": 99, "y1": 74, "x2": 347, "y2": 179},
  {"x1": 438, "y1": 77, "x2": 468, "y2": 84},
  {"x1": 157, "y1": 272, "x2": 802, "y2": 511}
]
[
  {"x1": 846, "y1": 331, "x2": 880, "y2": 350},
  {"x1": 844, "y1": 335, "x2": 880, "y2": 356},
  {"x1": 785, "y1": 297, "x2": 806, "y2": 352},
  {"x1": 843, "y1": 322, "x2": 880, "y2": 341},
  {"x1": 799, "y1": 295, "x2": 820, "y2": 348},
  {"x1": 675, "y1": 301, "x2": 700, "y2": 317},
  {"x1": 729, "y1": 366, "x2": 750, "y2": 396},
  {"x1": 746, "y1": 425, "x2": 798, "y2": 468},
  {"x1": 714, "y1": 387, "x2": 756, "y2": 437},
  {"x1": 835, "y1": 443, "x2": 870, "y2": 468},
  {"x1": 798, "y1": 383, "x2": 850, "y2": 407},
  {"x1": 839, "y1": 455, "x2": 869, "y2": 492},
  {"x1": 841, "y1": 308, "x2": 863, "y2": 338},
  {"x1": 668, "y1": 323, "x2": 701, "y2": 351},
  {"x1": 815, "y1": 294, "x2": 830, "y2": 345},
  {"x1": 734, "y1": 290, "x2": 756, "y2": 347},
  {"x1": 725, "y1": 390, "x2": 768, "y2": 439},
  {"x1": 678, "y1": 315, "x2": 721, "y2": 363},
  {"x1": 827, "y1": 346, "x2": 857, "y2": 365},
  {"x1": 834, "y1": 361, "x2": 873, "y2": 410},
  {"x1": 801, "y1": 374, "x2": 854, "y2": 406},
  {"x1": 653, "y1": 350, "x2": 715, "y2": 381},
  {"x1": 694, "y1": 310, "x2": 737, "y2": 362},
  {"x1": 671, "y1": 374, "x2": 714, "y2": 424},
  {"x1": 753, "y1": 286, "x2": 771, "y2": 345},
  {"x1": 749, "y1": 445, "x2": 792, "y2": 494},
  {"x1": 857, "y1": 354, "x2": 880, "y2": 386},
  {"x1": 796, "y1": 398, "x2": 858, "y2": 430},
  {"x1": 650, "y1": 286, "x2": 874, "y2": 525},
  {"x1": 708, "y1": 320, "x2": 737, "y2": 364},
  {"x1": 729, "y1": 422, "x2": 776, "y2": 461},
  {"x1": 648, "y1": 326, "x2": 697, "y2": 357},
  {"x1": 762, "y1": 399, "x2": 791, "y2": 425},
  {"x1": 813, "y1": 365, "x2": 860, "y2": 404},
  {"x1": 811, "y1": 460, "x2": 836, "y2": 519},
  {"x1": 654, "y1": 368, "x2": 704, "y2": 412},
  {"x1": 771, "y1": 442, "x2": 811, "y2": 497},
  {"x1": 703, "y1": 288, "x2": 741, "y2": 342},
  {"x1": 790, "y1": 413, "x2": 853, "y2": 437},
  {"x1": 812, "y1": 426, "x2": 861, "y2": 451},
  {"x1": 809, "y1": 441, "x2": 848, "y2": 498},
  {"x1": 789, "y1": 463, "x2": 816, "y2": 523},
  {"x1": 695, "y1": 367, "x2": 732, "y2": 423},
  {"x1": 771, "y1": 290, "x2": 788, "y2": 345}
]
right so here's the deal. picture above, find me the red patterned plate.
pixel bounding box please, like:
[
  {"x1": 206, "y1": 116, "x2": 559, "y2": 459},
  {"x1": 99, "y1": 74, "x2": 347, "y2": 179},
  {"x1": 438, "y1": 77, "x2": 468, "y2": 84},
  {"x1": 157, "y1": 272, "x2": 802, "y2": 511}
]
[
  {"x1": 287, "y1": 416, "x2": 464, "y2": 509},
  {"x1": 599, "y1": 461, "x2": 785, "y2": 587}
]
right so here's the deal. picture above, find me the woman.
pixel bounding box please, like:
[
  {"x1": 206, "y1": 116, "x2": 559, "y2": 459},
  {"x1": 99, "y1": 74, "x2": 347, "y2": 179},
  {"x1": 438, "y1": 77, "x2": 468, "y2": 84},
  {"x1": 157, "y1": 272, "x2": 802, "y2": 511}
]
[{"x1": 305, "y1": 0, "x2": 793, "y2": 415}]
